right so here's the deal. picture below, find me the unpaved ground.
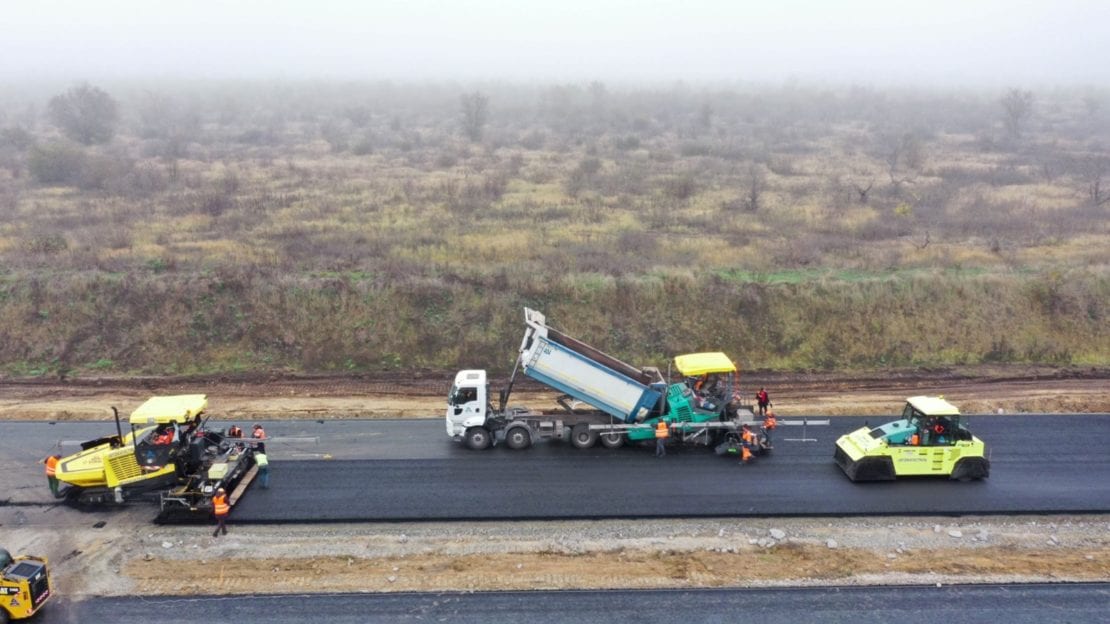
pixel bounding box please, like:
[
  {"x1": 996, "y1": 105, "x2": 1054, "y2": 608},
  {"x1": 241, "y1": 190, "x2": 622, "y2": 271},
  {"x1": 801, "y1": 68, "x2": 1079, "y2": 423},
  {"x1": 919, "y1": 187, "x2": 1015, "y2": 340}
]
[
  {"x1": 3, "y1": 514, "x2": 1107, "y2": 597},
  {"x1": 2, "y1": 365, "x2": 1108, "y2": 421}
]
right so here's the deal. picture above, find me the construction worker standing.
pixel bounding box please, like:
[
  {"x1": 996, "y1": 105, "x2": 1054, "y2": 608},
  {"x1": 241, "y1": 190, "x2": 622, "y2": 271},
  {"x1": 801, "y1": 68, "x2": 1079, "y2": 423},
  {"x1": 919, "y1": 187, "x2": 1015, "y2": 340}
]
[
  {"x1": 212, "y1": 487, "x2": 230, "y2": 537},
  {"x1": 252, "y1": 423, "x2": 267, "y2": 453},
  {"x1": 654, "y1": 421, "x2": 669, "y2": 458},
  {"x1": 756, "y1": 388, "x2": 770, "y2": 417},
  {"x1": 763, "y1": 410, "x2": 777, "y2": 446},
  {"x1": 43, "y1": 454, "x2": 61, "y2": 498},
  {"x1": 255, "y1": 451, "x2": 270, "y2": 489}
]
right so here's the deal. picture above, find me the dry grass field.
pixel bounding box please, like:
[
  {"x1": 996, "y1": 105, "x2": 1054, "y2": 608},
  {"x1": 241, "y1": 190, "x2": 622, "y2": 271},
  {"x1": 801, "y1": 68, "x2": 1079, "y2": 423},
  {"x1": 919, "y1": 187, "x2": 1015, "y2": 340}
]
[{"x1": 0, "y1": 82, "x2": 1106, "y2": 376}]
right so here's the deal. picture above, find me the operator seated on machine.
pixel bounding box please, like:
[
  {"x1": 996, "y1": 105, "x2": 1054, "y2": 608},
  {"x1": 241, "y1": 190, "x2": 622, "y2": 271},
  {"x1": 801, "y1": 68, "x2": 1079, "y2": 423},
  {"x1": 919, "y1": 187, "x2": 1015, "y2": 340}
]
[
  {"x1": 905, "y1": 416, "x2": 955, "y2": 446},
  {"x1": 150, "y1": 424, "x2": 176, "y2": 445}
]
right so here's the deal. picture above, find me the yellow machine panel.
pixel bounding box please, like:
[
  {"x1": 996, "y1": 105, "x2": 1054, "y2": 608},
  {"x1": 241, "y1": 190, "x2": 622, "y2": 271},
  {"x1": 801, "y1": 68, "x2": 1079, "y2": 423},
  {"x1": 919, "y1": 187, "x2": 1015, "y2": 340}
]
[
  {"x1": 674, "y1": 352, "x2": 738, "y2": 376},
  {"x1": 129, "y1": 394, "x2": 208, "y2": 425}
]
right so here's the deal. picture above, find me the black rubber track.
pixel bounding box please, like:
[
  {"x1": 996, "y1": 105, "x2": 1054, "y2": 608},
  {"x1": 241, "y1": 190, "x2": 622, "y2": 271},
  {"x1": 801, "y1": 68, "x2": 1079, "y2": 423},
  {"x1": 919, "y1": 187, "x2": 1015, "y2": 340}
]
[
  {"x1": 225, "y1": 415, "x2": 1110, "y2": 522},
  {"x1": 41, "y1": 583, "x2": 1110, "y2": 624}
]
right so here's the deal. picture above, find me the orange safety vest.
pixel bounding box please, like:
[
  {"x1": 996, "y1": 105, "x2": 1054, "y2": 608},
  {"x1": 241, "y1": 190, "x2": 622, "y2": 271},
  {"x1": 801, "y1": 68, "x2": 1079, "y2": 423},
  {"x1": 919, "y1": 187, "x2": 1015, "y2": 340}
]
[
  {"x1": 655, "y1": 422, "x2": 669, "y2": 439},
  {"x1": 742, "y1": 429, "x2": 754, "y2": 444},
  {"x1": 765, "y1": 414, "x2": 777, "y2": 429},
  {"x1": 45, "y1": 455, "x2": 58, "y2": 477},
  {"x1": 213, "y1": 494, "x2": 230, "y2": 517},
  {"x1": 909, "y1": 433, "x2": 920, "y2": 446}
]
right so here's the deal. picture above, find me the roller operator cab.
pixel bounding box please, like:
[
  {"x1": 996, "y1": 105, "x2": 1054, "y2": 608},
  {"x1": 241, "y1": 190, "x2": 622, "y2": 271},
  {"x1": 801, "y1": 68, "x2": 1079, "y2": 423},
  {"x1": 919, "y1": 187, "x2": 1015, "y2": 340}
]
[
  {"x1": 835, "y1": 396, "x2": 989, "y2": 482},
  {"x1": 0, "y1": 549, "x2": 52, "y2": 622}
]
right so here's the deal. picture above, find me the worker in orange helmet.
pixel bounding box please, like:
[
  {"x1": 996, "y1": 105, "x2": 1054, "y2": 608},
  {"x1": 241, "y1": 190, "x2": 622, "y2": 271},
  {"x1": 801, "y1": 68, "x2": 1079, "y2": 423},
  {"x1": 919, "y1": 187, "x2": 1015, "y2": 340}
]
[
  {"x1": 212, "y1": 487, "x2": 230, "y2": 537},
  {"x1": 654, "y1": 420, "x2": 670, "y2": 458}
]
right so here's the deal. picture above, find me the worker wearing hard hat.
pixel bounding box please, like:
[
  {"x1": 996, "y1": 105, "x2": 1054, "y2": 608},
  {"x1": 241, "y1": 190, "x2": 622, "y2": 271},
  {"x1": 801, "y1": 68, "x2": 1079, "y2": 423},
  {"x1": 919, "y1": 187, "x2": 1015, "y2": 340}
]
[{"x1": 212, "y1": 487, "x2": 230, "y2": 537}]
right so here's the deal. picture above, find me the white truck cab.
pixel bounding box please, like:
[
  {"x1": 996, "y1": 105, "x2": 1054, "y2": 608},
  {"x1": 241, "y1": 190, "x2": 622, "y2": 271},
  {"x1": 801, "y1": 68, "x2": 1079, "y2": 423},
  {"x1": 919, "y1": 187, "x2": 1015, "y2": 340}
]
[{"x1": 446, "y1": 369, "x2": 489, "y2": 441}]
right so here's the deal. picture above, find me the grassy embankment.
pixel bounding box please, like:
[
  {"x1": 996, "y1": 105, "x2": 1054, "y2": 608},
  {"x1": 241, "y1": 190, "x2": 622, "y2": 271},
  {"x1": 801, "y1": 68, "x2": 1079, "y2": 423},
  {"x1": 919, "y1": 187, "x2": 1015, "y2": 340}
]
[{"x1": 0, "y1": 83, "x2": 1106, "y2": 376}]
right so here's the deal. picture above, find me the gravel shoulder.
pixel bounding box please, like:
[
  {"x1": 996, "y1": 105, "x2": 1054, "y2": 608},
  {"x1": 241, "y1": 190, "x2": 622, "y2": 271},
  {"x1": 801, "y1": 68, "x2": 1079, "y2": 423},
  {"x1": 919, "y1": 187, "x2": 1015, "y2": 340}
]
[{"x1": 3, "y1": 513, "x2": 1107, "y2": 597}]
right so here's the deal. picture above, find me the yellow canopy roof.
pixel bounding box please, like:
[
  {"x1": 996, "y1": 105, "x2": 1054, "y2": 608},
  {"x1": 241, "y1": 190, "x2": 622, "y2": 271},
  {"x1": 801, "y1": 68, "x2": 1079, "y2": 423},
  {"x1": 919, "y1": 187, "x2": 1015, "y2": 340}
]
[
  {"x1": 906, "y1": 396, "x2": 960, "y2": 416},
  {"x1": 129, "y1": 395, "x2": 208, "y2": 425},
  {"x1": 674, "y1": 352, "x2": 737, "y2": 376}
]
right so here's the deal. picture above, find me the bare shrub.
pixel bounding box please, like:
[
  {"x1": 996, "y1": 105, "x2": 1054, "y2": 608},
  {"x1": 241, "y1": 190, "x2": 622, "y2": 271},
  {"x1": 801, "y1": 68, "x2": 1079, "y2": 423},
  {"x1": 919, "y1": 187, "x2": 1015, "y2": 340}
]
[
  {"x1": 27, "y1": 142, "x2": 86, "y2": 185},
  {"x1": 1001, "y1": 88, "x2": 1034, "y2": 140}
]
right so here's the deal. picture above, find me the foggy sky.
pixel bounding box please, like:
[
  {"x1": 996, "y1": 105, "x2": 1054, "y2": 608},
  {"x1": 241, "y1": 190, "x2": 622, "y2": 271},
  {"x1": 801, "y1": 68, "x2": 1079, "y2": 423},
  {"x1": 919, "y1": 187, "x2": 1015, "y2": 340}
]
[{"x1": 2, "y1": 0, "x2": 1108, "y2": 86}]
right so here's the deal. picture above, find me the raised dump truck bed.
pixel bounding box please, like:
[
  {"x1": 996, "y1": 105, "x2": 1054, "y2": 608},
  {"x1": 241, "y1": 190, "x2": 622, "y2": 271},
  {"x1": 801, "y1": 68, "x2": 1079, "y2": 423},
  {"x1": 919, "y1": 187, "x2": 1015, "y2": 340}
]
[
  {"x1": 446, "y1": 308, "x2": 760, "y2": 454},
  {"x1": 518, "y1": 307, "x2": 664, "y2": 424}
]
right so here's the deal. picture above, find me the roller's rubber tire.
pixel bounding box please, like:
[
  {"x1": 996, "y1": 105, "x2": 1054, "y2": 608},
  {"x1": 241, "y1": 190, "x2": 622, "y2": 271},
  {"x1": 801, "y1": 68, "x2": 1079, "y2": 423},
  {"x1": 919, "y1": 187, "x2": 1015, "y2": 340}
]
[
  {"x1": 843, "y1": 455, "x2": 897, "y2": 482},
  {"x1": 950, "y1": 456, "x2": 990, "y2": 481},
  {"x1": 505, "y1": 427, "x2": 532, "y2": 450},
  {"x1": 465, "y1": 426, "x2": 492, "y2": 450},
  {"x1": 571, "y1": 424, "x2": 598, "y2": 449}
]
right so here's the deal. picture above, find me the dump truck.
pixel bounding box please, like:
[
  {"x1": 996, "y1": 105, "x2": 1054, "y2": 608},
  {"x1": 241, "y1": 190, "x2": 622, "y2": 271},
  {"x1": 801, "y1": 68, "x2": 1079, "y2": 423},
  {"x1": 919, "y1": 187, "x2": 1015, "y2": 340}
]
[
  {"x1": 53, "y1": 395, "x2": 259, "y2": 516},
  {"x1": 834, "y1": 396, "x2": 989, "y2": 481},
  {"x1": 446, "y1": 308, "x2": 756, "y2": 450},
  {"x1": 0, "y1": 549, "x2": 51, "y2": 622}
]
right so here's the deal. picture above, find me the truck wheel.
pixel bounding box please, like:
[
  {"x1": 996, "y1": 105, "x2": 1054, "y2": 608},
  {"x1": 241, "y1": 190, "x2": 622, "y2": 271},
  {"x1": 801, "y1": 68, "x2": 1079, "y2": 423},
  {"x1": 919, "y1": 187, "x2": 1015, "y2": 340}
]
[
  {"x1": 465, "y1": 427, "x2": 492, "y2": 450},
  {"x1": 571, "y1": 424, "x2": 598, "y2": 449},
  {"x1": 599, "y1": 431, "x2": 625, "y2": 449},
  {"x1": 505, "y1": 427, "x2": 532, "y2": 450}
]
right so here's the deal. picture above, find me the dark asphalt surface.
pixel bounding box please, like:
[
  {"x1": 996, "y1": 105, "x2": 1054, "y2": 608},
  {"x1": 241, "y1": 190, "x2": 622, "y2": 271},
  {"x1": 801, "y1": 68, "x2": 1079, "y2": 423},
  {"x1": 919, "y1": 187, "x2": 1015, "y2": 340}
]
[
  {"x1": 230, "y1": 415, "x2": 1110, "y2": 521},
  {"x1": 5, "y1": 415, "x2": 1109, "y2": 519},
  {"x1": 39, "y1": 583, "x2": 1110, "y2": 623}
]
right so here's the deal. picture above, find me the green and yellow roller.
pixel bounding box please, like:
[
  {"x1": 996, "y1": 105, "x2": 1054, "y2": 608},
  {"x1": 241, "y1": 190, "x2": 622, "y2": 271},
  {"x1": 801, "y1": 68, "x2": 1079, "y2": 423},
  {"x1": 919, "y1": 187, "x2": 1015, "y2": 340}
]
[{"x1": 834, "y1": 396, "x2": 989, "y2": 482}]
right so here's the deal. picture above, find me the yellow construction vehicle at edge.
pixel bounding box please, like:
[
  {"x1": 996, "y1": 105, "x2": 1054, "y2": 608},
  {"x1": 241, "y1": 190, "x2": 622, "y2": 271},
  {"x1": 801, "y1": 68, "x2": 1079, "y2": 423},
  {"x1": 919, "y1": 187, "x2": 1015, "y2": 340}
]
[
  {"x1": 53, "y1": 395, "x2": 259, "y2": 518},
  {"x1": 0, "y1": 549, "x2": 52, "y2": 622}
]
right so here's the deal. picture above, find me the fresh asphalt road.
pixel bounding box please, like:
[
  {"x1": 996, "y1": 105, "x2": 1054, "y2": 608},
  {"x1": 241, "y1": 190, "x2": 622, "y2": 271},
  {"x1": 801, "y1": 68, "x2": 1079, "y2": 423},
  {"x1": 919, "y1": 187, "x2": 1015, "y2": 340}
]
[
  {"x1": 3, "y1": 415, "x2": 1109, "y2": 519},
  {"x1": 231, "y1": 414, "x2": 1110, "y2": 521},
  {"x1": 38, "y1": 583, "x2": 1110, "y2": 624}
]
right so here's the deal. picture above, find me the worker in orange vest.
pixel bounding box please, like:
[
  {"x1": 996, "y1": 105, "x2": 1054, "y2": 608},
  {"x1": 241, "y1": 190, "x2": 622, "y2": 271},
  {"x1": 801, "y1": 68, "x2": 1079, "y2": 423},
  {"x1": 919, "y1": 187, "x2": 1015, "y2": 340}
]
[
  {"x1": 654, "y1": 420, "x2": 669, "y2": 458},
  {"x1": 212, "y1": 487, "x2": 230, "y2": 537},
  {"x1": 763, "y1": 410, "x2": 777, "y2": 446},
  {"x1": 739, "y1": 424, "x2": 755, "y2": 464},
  {"x1": 43, "y1": 454, "x2": 61, "y2": 498}
]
